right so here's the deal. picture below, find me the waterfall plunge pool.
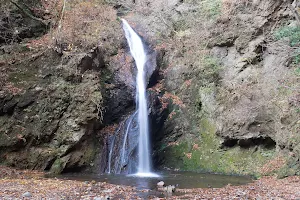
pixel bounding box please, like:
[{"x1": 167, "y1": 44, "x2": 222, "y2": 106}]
[{"x1": 50, "y1": 171, "x2": 252, "y2": 190}]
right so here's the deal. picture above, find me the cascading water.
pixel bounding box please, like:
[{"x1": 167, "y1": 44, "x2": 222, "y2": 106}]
[
  {"x1": 106, "y1": 114, "x2": 138, "y2": 174},
  {"x1": 122, "y1": 19, "x2": 158, "y2": 177},
  {"x1": 120, "y1": 111, "x2": 137, "y2": 166},
  {"x1": 107, "y1": 135, "x2": 115, "y2": 174}
]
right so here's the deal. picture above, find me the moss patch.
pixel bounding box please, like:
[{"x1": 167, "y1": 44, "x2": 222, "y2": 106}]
[
  {"x1": 161, "y1": 118, "x2": 276, "y2": 175},
  {"x1": 8, "y1": 68, "x2": 38, "y2": 85},
  {"x1": 200, "y1": 0, "x2": 222, "y2": 18},
  {"x1": 50, "y1": 155, "x2": 70, "y2": 174}
]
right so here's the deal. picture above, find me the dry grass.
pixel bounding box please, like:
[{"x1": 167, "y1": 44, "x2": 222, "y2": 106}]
[
  {"x1": 221, "y1": 0, "x2": 250, "y2": 15},
  {"x1": 56, "y1": 0, "x2": 118, "y2": 51}
]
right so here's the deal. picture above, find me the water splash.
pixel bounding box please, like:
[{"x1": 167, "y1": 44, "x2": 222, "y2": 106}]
[{"x1": 122, "y1": 19, "x2": 158, "y2": 177}]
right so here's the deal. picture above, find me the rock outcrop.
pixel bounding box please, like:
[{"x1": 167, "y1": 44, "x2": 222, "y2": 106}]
[
  {"x1": 0, "y1": 9, "x2": 137, "y2": 172},
  {"x1": 112, "y1": 0, "x2": 300, "y2": 176}
]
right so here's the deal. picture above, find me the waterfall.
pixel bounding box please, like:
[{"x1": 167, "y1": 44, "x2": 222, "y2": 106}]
[{"x1": 122, "y1": 19, "x2": 158, "y2": 177}]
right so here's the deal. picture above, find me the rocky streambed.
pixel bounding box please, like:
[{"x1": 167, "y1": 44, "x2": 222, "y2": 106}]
[
  {"x1": 1, "y1": 0, "x2": 300, "y2": 191},
  {"x1": 1, "y1": 166, "x2": 300, "y2": 199}
]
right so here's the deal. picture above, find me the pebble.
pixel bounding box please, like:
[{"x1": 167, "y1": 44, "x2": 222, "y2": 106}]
[
  {"x1": 22, "y1": 191, "x2": 32, "y2": 197},
  {"x1": 102, "y1": 189, "x2": 112, "y2": 193},
  {"x1": 157, "y1": 181, "x2": 165, "y2": 187},
  {"x1": 163, "y1": 185, "x2": 176, "y2": 193}
]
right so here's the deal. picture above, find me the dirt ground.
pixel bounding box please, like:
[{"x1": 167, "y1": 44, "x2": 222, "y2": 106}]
[{"x1": 0, "y1": 166, "x2": 300, "y2": 199}]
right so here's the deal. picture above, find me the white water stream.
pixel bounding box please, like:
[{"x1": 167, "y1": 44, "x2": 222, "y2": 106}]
[
  {"x1": 122, "y1": 19, "x2": 158, "y2": 177},
  {"x1": 120, "y1": 111, "x2": 137, "y2": 165}
]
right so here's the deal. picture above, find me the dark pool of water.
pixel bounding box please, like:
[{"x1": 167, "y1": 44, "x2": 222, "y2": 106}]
[{"x1": 52, "y1": 171, "x2": 252, "y2": 190}]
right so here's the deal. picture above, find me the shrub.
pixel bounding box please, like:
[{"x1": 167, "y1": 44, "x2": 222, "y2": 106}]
[
  {"x1": 57, "y1": 0, "x2": 119, "y2": 51},
  {"x1": 274, "y1": 26, "x2": 300, "y2": 47},
  {"x1": 295, "y1": 66, "x2": 300, "y2": 76},
  {"x1": 201, "y1": 0, "x2": 222, "y2": 18},
  {"x1": 274, "y1": 25, "x2": 300, "y2": 66}
]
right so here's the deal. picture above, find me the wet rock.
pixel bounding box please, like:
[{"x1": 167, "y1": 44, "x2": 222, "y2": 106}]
[
  {"x1": 102, "y1": 84, "x2": 134, "y2": 124},
  {"x1": 145, "y1": 50, "x2": 159, "y2": 85},
  {"x1": 104, "y1": 111, "x2": 139, "y2": 174}
]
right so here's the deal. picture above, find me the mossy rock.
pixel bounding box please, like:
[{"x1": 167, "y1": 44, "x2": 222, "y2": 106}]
[
  {"x1": 160, "y1": 118, "x2": 276, "y2": 175},
  {"x1": 50, "y1": 155, "x2": 70, "y2": 174}
]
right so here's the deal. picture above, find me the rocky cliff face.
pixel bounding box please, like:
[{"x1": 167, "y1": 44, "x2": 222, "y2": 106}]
[
  {"x1": 1, "y1": 0, "x2": 299, "y2": 176},
  {"x1": 0, "y1": 0, "x2": 136, "y2": 173},
  {"x1": 110, "y1": 0, "x2": 300, "y2": 176},
  {"x1": 0, "y1": 0, "x2": 164, "y2": 174},
  {"x1": 0, "y1": 44, "x2": 134, "y2": 173}
]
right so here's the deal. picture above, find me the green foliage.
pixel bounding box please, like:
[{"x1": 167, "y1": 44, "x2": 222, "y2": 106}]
[
  {"x1": 274, "y1": 26, "x2": 300, "y2": 47},
  {"x1": 203, "y1": 56, "x2": 221, "y2": 72},
  {"x1": 293, "y1": 55, "x2": 300, "y2": 65},
  {"x1": 295, "y1": 66, "x2": 300, "y2": 76},
  {"x1": 201, "y1": 0, "x2": 222, "y2": 18},
  {"x1": 274, "y1": 26, "x2": 300, "y2": 66},
  {"x1": 199, "y1": 56, "x2": 222, "y2": 84}
]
